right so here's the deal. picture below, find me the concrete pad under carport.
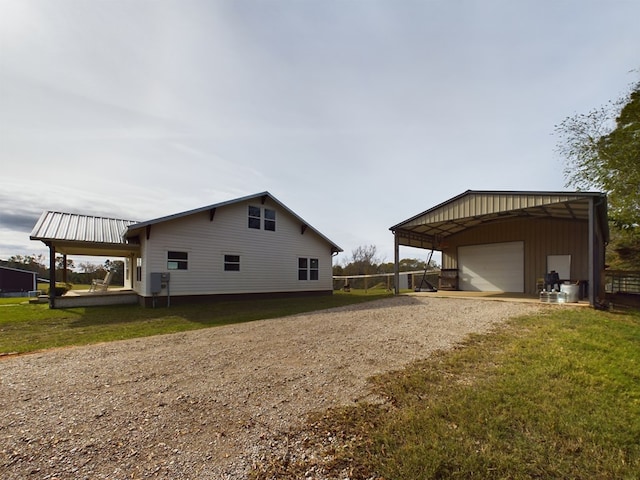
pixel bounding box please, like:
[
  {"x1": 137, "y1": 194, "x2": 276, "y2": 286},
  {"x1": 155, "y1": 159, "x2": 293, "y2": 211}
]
[{"x1": 404, "y1": 290, "x2": 591, "y2": 306}]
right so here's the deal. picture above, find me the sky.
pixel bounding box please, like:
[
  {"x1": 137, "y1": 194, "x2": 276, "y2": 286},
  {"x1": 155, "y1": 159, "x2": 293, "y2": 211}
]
[{"x1": 1, "y1": 0, "x2": 639, "y2": 268}]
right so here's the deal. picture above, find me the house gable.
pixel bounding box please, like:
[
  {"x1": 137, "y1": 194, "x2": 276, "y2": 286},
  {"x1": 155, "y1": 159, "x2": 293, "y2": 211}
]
[{"x1": 126, "y1": 193, "x2": 341, "y2": 299}]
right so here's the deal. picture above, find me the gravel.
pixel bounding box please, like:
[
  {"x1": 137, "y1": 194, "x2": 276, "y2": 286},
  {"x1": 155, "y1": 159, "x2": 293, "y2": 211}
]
[{"x1": 0, "y1": 295, "x2": 542, "y2": 479}]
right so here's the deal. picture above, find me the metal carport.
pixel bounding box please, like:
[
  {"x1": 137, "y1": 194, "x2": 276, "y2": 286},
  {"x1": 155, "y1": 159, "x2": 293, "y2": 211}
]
[{"x1": 390, "y1": 190, "x2": 609, "y2": 307}]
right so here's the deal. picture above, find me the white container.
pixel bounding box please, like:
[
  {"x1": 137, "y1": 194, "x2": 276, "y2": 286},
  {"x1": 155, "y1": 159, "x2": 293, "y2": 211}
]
[{"x1": 560, "y1": 284, "x2": 580, "y2": 303}]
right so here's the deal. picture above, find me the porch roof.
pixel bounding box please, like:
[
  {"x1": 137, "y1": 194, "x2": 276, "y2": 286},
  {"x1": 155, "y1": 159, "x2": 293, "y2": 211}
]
[{"x1": 30, "y1": 211, "x2": 140, "y2": 257}]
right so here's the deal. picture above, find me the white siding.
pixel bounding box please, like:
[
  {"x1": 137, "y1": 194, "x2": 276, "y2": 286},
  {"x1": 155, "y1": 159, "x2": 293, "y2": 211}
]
[{"x1": 137, "y1": 199, "x2": 334, "y2": 297}]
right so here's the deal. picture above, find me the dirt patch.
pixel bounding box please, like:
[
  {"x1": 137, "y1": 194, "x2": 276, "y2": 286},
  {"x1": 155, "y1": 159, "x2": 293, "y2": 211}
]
[{"x1": 0, "y1": 296, "x2": 542, "y2": 479}]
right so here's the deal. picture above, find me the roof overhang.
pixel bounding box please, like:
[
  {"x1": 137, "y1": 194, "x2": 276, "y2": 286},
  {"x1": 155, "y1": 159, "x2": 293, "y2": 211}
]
[
  {"x1": 124, "y1": 191, "x2": 343, "y2": 254},
  {"x1": 390, "y1": 190, "x2": 609, "y2": 250},
  {"x1": 30, "y1": 211, "x2": 140, "y2": 257}
]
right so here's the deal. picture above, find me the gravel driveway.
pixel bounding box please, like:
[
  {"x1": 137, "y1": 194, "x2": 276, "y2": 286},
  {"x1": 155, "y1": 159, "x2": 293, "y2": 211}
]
[{"x1": 0, "y1": 296, "x2": 541, "y2": 479}]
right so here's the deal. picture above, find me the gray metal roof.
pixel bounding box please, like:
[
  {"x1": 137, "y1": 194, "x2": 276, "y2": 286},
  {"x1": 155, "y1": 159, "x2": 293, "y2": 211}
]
[
  {"x1": 30, "y1": 211, "x2": 140, "y2": 256},
  {"x1": 30, "y1": 211, "x2": 138, "y2": 244},
  {"x1": 391, "y1": 190, "x2": 609, "y2": 249},
  {"x1": 30, "y1": 192, "x2": 342, "y2": 256}
]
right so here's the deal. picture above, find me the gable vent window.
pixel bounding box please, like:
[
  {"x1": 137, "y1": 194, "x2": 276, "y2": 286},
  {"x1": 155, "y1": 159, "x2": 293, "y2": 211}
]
[
  {"x1": 224, "y1": 254, "x2": 240, "y2": 271},
  {"x1": 264, "y1": 208, "x2": 276, "y2": 231},
  {"x1": 248, "y1": 206, "x2": 261, "y2": 229},
  {"x1": 167, "y1": 251, "x2": 188, "y2": 270},
  {"x1": 248, "y1": 206, "x2": 276, "y2": 231}
]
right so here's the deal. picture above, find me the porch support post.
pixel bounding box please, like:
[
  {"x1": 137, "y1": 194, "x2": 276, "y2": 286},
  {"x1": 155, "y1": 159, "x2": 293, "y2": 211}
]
[
  {"x1": 394, "y1": 231, "x2": 400, "y2": 295},
  {"x1": 62, "y1": 254, "x2": 68, "y2": 284},
  {"x1": 48, "y1": 243, "x2": 56, "y2": 309}
]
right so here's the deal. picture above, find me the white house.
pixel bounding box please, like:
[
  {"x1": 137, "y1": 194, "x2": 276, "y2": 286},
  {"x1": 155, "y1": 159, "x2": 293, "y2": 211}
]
[{"x1": 30, "y1": 192, "x2": 342, "y2": 307}]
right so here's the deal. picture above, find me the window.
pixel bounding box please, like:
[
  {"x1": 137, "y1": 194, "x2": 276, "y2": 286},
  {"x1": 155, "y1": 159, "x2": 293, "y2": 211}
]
[
  {"x1": 298, "y1": 257, "x2": 319, "y2": 281},
  {"x1": 136, "y1": 258, "x2": 142, "y2": 282},
  {"x1": 310, "y1": 258, "x2": 319, "y2": 280},
  {"x1": 248, "y1": 205, "x2": 276, "y2": 231},
  {"x1": 298, "y1": 258, "x2": 308, "y2": 280},
  {"x1": 248, "y1": 206, "x2": 261, "y2": 229},
  {"x1": 224, "y1": 254, "x2": 240, "y2": 271},
  {"x1": 167, "y1": 251, "x2": 188, "y2": 270},
  {"x1": 264, "y1": 208, "x2": 276, "y2": 231}
]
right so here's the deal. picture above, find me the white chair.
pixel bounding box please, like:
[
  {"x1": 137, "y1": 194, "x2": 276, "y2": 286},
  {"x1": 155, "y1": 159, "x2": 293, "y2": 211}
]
[{"x1": 89, "y1": 271, "x2": 114, "y2": 292}]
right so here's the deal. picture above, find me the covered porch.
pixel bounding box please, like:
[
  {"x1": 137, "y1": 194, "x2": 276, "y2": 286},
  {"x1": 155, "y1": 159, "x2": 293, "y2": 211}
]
[{"x1": 30, "y1": 211, "x2": 140, "y2": 308}]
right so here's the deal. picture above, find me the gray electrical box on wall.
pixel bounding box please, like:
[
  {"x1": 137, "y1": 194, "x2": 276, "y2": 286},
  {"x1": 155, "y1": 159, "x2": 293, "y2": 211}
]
[{"x1": 150, "y1": 272, "x2": 170, "y2": 294}]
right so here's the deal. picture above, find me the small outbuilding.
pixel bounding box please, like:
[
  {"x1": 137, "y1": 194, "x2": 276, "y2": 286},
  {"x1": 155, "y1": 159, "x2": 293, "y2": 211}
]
[
  {"x1": 390, "y1": 190, "x2": 609, "y2": 306},
  {"x1": 0, "y1": 266, "x2": 38, "y2": 296}
]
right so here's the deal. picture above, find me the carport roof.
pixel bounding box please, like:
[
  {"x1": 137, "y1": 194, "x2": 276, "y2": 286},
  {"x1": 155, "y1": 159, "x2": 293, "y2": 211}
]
[{"x1": 390, "y1": 190, "x2": 609, "y2": 250}]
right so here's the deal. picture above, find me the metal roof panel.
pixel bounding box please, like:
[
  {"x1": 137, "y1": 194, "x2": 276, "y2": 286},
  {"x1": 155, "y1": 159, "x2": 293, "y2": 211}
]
[{"x1": 30, "y1": 212, "x2": 138, "y2": 245}]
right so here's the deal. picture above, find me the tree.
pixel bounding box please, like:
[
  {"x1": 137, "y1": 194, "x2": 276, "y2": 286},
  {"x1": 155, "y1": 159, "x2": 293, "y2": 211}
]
[
  {"x1": 555, "y1": 77, "x2": 640, "y2": 269},
  {"x1": 343, "y1": 245, "x2": 381, "y2": 276},
  {"x1": 378, "y1": 257, "x2": 439, "y2": 274},
  {"x1": 56, "y1": 256, "x2": 75, "y2": 272},
  {"x1": 3, "y1": 254, "x2": 48, "y2": 277},
  {"x1": 78, "y1": 262, "x2": 101, "y2": 274},
  {"x1": 105, "y1": 260, "x2": 125, "y2": 285}
]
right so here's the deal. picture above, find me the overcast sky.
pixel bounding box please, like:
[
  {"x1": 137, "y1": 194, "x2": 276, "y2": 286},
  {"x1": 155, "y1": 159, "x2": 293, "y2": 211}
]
[{"x1": 1, "y1": 0, "x2": 639, "y2": 266}]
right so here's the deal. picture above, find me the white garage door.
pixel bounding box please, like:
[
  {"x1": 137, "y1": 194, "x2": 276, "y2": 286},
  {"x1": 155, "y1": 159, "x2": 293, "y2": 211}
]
[{"x1": 458, "y1": 241, "x2": 524, "y2": 292}]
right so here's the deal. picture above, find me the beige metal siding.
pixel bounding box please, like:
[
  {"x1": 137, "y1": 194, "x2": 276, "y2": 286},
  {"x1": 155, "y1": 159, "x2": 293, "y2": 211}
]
[
  {"x1": 441, "y1": 217, "x2": 589, "y2": 294},
  {"x1": 404, "y1": 192, "x2": 584, "y2": 228}
]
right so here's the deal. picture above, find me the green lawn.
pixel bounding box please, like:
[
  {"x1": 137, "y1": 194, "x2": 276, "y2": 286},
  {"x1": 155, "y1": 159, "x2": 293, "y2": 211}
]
[
  {"x1": 252, "y1": 306, "x2": 640, "y2": 479},
  {"x1": 0, "y1": 289, "x2": 393, "y2": 354}
]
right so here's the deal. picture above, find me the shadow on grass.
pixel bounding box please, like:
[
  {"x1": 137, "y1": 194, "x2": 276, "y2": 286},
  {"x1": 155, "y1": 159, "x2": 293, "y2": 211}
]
[{"x1": 66, "y1": 291, "x2": 402, "y2": 329}]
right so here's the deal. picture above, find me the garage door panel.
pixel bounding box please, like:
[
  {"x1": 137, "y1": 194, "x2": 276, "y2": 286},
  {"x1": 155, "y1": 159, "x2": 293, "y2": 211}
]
[{"x1": 458, "y1": 242, "x2": 524, "y2": 292}]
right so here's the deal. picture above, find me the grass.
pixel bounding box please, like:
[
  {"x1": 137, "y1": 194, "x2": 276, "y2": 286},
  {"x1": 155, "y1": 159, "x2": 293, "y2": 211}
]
[
  {"x1": 252, "y1": 306, "x2": 640, "y2": 479},
  {"x1": 0, "y1": 289, "x2": 393, "y2": 354}
]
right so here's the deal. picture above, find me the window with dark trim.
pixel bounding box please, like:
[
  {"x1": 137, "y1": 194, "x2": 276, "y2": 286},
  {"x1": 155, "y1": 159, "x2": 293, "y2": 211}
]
[
  {"x1": 167, "y1": 251, "x2": 188, "y2": 270},
  {"x1": 298, "y1": 257, "x2": 319, "y2": 281},
  {"x1": 310, "y1": 258, "x2": 319, "y2": 280},
  {"x1": 224, "y1": 254, "x2": 240, "y2": 271},
  {"x1": 298, "y1": 258, "x2": 308, "y2": 280},
  {"x1": 264, "y1": 208, "x2": 276, "y2": 231},
  {"x1": 248, "y1": 206, "x2": 261, "y2": 229},
  {"x1": 248, "y1": 205, "x2": 276, "y2": 231}
]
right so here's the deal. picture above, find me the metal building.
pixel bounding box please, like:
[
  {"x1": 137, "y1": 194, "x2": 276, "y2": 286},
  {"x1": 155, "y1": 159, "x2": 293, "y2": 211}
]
[
  {"x1": 390, "y1": 190, "x2": 609, "y2": 307},
  {"x1": 0, "y1": 266, "x2": 38, "y2": 295}
]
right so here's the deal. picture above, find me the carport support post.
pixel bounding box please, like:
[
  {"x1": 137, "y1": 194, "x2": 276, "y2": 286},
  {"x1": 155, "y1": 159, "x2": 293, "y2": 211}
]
[
  {"x1": 394, "y1": 232, "x2": 400, "y2": 295},
  {"x1": 47, "y1": 242, "x2": 56, "y2": 309},
  {"x1": 588, "y1": 196, "x2": 595, "y2": 306}
]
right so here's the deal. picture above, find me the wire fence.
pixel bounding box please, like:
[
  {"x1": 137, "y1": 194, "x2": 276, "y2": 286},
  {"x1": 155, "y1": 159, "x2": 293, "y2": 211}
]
[
  {"x1": 333, "y1": 270, "x2": 441, "y2": 291},
  {"x1": 605, "y1": 270, "x2": 640, "y2": 294}
]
